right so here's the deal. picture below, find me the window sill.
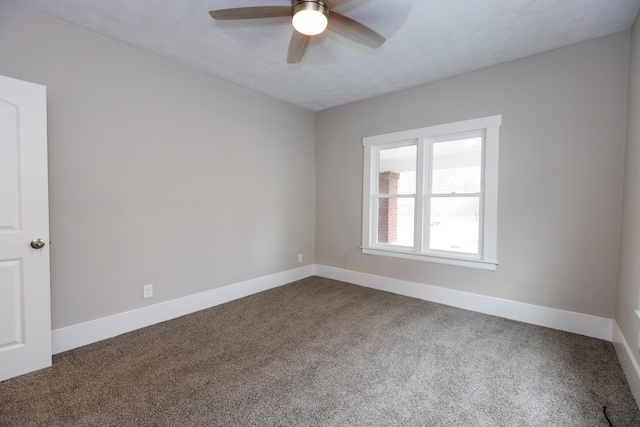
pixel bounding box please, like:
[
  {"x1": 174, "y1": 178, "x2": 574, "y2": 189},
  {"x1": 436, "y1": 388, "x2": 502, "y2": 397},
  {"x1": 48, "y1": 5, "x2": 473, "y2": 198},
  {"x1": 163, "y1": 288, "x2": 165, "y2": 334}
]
[{"x1": 361, "y1": 247, "x2": 498, "y2": 271}]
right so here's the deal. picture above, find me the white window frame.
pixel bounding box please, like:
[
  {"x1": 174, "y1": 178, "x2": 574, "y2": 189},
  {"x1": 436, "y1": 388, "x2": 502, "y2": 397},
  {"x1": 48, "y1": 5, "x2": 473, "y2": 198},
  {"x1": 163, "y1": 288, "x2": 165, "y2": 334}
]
[{"x1": 362, "y1": 115, "x2": 501, "y2": 271}]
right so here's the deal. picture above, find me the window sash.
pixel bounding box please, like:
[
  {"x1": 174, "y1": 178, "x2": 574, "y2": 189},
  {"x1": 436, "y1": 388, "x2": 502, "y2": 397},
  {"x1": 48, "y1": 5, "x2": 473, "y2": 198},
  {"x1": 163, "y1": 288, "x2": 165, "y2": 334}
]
[{"x1": 426, "y1": 195, "x2": 483, "y2": 257}]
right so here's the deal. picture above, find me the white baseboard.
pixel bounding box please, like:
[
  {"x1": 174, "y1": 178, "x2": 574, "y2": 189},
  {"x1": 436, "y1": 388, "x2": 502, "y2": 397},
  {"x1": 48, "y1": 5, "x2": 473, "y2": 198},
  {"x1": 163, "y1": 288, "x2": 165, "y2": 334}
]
[
  {"x1": 52, "y1": 264, "x2": 615, "y2": 354},
  {"x1": 613, "y1": 322, "x2": 640, "y2": 408},
  {"x1": 314, "y1": 265, "x2": 613, "y2": 341},
  {"x1": 51, "y1": 265, "x2": 315, "y2": 354}
]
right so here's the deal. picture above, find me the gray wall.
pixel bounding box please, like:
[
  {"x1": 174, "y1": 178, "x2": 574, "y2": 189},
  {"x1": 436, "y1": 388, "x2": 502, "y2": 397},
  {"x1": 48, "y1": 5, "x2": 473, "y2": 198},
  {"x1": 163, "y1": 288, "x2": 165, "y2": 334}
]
[
  {"x1": 315, "y1": 32, "x2": 630, "y2": 319},
  {"x1": 0, "y1": 0, "x2": 634, "y2": 333},
  {"x1": 0, "y1": 0, "x2": 316, "y2": 329},
  {"x1": 617, "y1": 14, "x2": 640, "y2": 368}
]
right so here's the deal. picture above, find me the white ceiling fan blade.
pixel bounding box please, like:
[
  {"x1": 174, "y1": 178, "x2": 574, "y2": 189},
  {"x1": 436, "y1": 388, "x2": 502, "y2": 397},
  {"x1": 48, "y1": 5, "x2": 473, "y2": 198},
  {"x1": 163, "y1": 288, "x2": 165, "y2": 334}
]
[
  {"x1": 287, "y1": 31, "x2": 311, "y2": 64},
  {"x1": 328, "y1": 12, "x2": 385, "y2": 49},
  {"x1": 209, "y1": 6, "x2": 291, "y2": 20}
]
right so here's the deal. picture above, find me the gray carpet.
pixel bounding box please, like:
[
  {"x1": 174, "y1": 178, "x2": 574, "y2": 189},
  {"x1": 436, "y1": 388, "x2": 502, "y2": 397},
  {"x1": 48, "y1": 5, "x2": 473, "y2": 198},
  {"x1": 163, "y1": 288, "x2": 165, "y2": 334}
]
[{"x1": 1, "y1": 276, "x2": 638, "y2": 426}]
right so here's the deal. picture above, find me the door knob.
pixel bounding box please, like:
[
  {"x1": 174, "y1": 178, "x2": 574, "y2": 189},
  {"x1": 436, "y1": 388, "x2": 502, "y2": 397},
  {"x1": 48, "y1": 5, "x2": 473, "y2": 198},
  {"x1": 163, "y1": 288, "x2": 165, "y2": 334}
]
[{"x1": 30, "y1": 239, "x2": 45, "y2": 249}]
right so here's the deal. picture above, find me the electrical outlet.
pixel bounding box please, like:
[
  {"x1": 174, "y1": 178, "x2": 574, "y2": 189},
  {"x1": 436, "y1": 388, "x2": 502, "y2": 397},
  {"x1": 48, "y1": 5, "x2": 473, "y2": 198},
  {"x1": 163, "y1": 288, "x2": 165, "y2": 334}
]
[
  {"x1": 143, "y1": 284, "x2": 153, "y2": 299},
  {"x1": 298, "y1": 253, "x2": 303, "y2": 263}
]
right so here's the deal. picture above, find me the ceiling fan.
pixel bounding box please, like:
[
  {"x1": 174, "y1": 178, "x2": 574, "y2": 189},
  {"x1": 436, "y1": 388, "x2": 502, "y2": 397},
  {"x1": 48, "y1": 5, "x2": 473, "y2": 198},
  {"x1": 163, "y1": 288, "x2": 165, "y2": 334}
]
[{"x1": 209, "y1": 0, "x2": 386, "y2": 64}]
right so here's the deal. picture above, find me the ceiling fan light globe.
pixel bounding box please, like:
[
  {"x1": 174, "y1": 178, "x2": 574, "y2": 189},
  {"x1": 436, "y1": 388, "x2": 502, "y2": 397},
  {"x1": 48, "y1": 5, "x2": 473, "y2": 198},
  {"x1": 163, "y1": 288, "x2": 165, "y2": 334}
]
[{"x1": 292, "y1": 10, "x2": 328, "y2": 35}]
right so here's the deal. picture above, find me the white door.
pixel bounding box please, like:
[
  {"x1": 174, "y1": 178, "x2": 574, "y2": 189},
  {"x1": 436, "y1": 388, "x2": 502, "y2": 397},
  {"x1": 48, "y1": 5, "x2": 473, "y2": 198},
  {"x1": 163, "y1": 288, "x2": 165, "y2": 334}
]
[{"x1": 0, "y1": 75, "x2": 51, "y2": 382}]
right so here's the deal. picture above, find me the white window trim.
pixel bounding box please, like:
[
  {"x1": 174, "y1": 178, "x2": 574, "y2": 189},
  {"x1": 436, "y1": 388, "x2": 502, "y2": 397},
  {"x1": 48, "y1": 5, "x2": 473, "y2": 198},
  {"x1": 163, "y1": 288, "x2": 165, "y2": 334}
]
[{"x1": 362, "y1": 115, "x2": 501, "y2": 271}]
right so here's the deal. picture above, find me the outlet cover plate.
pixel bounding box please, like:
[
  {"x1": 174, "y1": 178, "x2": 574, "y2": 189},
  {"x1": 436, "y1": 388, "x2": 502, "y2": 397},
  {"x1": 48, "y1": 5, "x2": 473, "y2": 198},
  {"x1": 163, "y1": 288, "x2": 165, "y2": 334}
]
[{"x1": 143, "y1": 284, "x2": 153, "y2": 299}]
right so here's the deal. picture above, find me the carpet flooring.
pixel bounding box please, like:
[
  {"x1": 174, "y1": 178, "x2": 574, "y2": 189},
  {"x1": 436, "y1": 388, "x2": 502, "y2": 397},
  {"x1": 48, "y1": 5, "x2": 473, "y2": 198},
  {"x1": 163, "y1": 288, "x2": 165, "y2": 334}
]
[{"x1": 1, "y1": 276, "x2": 639, "y2": 426}]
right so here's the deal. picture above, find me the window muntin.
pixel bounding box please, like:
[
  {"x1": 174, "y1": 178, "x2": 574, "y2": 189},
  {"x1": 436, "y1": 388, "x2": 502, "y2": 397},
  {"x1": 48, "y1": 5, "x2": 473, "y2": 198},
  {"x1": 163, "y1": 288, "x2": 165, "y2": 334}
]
[{"x1": 362, "y1": 116, "x2": 501, "y2": 271}]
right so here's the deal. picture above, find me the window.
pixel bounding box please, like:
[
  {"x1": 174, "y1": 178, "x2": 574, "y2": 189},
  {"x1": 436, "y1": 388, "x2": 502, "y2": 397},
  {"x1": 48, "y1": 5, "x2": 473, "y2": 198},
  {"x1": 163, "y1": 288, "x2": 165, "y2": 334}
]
[{"x1": 362, "y1": 115, "x2": 501, "y2": 271}]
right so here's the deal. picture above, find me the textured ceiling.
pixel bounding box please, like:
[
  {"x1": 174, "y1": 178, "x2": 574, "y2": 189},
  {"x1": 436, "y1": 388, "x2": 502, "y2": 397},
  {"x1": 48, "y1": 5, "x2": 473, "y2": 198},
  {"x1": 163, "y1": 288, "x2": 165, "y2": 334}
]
[{"x1": 9, "y1": 0, "x2": 640, "y2": 111}]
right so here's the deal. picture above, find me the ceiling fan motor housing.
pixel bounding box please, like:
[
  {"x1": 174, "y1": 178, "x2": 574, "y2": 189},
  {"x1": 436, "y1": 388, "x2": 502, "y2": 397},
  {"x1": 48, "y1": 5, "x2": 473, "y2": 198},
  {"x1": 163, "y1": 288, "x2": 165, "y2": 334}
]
[{"x1": 292, "y1": 0, "x2": 329, "y2": 17}]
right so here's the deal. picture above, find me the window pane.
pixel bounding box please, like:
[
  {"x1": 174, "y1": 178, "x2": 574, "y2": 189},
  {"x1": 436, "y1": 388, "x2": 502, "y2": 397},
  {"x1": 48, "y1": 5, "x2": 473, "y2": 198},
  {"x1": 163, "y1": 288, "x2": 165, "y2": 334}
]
[
  {"x1": 379, "y1": 145, "x2": 416, "y2": 195},
  {"x1": 378, "y1": 197, "x2": 414, "y2": 247},
  {"x1": 432, "y1": 137, "x2": 482, "y2": 194},
  {"x1": 429, "y1": 197, "x2": 480, "y2": 254}
]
